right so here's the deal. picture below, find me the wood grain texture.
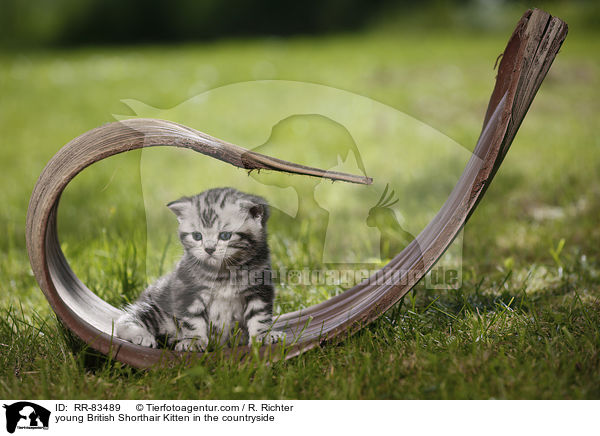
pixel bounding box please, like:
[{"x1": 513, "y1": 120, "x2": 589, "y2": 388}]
[{"x1": 26, "y1": 9, "x2": 567, "y2": 368}]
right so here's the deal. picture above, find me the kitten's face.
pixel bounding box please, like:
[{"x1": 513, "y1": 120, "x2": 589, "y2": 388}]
[{"x1": 167, "y1": 188, "x2": 268, "y2": 269}]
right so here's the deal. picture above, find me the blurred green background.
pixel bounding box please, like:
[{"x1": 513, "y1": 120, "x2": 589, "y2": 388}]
[
  {"x1": 1, "y1": 0, "x2": 598, "y2": 48},
  {"x1": 1, "y1": 0, "x2": 599, "y2": 399}
]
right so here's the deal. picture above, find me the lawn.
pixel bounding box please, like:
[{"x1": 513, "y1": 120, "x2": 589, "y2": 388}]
[{"x1": 1, "y1": 13, "x2": 599, "y2": 399}]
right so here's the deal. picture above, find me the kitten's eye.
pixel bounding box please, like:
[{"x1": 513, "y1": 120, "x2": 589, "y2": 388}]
[
  {"x1": 191, "y1": 232, "x2": 203, "y2": 241},
  {"x1": 218, "y1": 231, "x2": 232, "y2": 241}
]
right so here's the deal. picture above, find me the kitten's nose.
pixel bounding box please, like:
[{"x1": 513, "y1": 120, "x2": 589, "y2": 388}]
[{"x1": 204, "y1": 247, "x2": 215, "y2": 255}]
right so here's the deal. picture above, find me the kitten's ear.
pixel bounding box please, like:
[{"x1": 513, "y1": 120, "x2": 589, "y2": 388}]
[
  {"x1": 243, "y1": 201, "x2": 269, "y2": 226},
  {"x1": 167, "y1": 197, "x2": 192, "y2": 221}
]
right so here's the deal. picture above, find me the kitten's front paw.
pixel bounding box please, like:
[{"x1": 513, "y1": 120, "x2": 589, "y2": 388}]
[
  {"x1": 115, "y1": 320, "x2": 157, "y2": 348},
  {"x1": 174, "y1": 337, "x2": 207, "y2": 352},
  {"x1": 250, "y1": 330, "x2": 286, "y2": 345},
  {"x1": 265, "y1": 330, "x2": 286, "y2": 344}
]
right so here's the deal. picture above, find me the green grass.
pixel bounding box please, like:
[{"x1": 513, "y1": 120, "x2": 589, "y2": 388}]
[{"x1": 1, "y1": 14, "x2": 599, "y2": 399}]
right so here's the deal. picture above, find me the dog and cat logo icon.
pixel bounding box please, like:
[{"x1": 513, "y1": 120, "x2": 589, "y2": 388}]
[{"x1": 2, "y1": 402, "x2": 50, "y2": 433}]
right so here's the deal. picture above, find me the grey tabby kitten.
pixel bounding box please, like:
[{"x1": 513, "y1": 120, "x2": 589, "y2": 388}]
[{"x1": 115, "y1": 187, "x2": 283, "y2": 351}]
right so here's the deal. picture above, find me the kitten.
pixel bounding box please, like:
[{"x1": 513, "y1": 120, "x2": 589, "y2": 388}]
[{"x1": 115, "y1": 187, "x2": 283, "y2": 351}]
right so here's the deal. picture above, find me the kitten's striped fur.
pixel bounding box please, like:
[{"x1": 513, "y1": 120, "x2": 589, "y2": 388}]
[{"x1": 115, "y1": 187, "x2": 283, "y2": 350}]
